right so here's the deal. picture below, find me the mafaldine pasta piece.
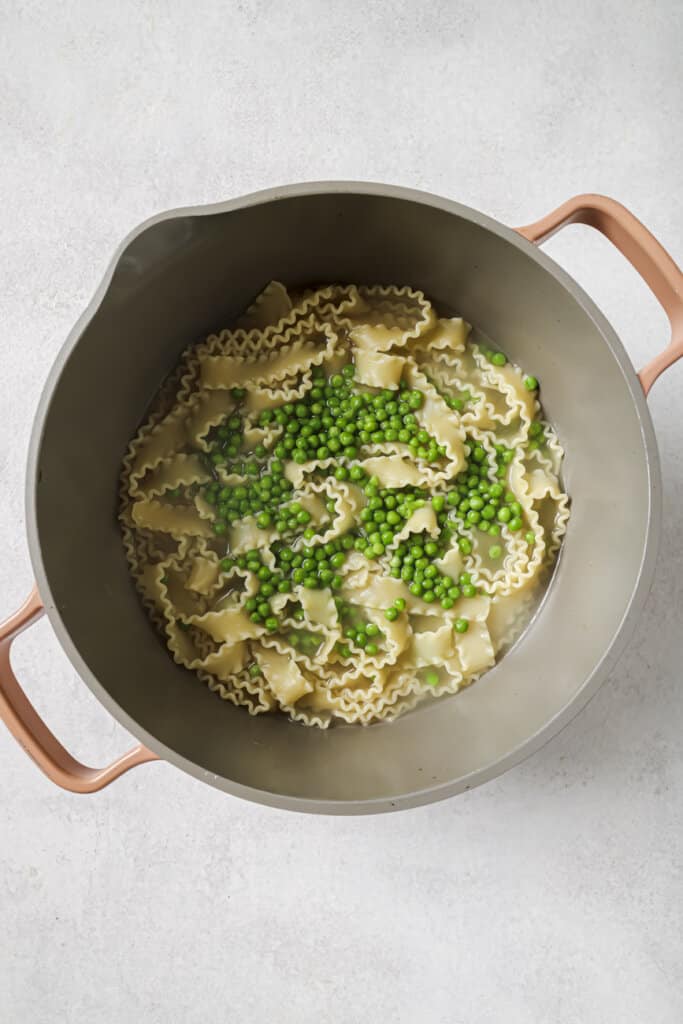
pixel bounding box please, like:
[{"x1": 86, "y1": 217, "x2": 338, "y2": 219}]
[
  {"x1": 354, "y1": 347, "x2": 405, "y2": 389},
  {"x1": 254, "y1": 646, "x2": 314, "y2": 707},
  {"x1": 120, "y1": 281, "x2": 569, "y2": 727}
]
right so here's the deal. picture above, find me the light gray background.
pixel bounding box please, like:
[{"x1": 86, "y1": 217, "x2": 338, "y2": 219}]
[{"x1": 1, "y1": 2, "x2": 682, "y2": 1022}]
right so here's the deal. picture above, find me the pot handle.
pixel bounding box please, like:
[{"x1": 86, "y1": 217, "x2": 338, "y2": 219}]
[
  {"x1": 0, "y1": 586, "x2": 158, "y2": 792},
  {"x1": 516, "y1": 193, "x2": 683, "y2": 395}
]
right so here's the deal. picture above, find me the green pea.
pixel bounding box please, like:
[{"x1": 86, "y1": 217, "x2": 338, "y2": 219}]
[
  {"x1": 508, "y1": 517, "x2": 523, "y2": 532},
  {"x1": 365, "y1": 642, "x2": 379, "y2": 656},
  {"x1": 525, "y1": 531, "x2": 535, "y2": 544},
  {"x1": 249, "y1": 664, "x2": 262, "y2": 678},
  {"x1": 524, "y1": 376, "x2": 539, "y2": 391},
  {"x1": 220, "y1": 558, "x2": 233, "y2": 572},
  {"x1": 385, "y1": 606, "x2": 399, "y2": 621},
  {"x1": 441, "y1": 596, "x2": 454, "y2": 610},
  {"x1": 424, "y1": 669, "x2": 440, "y2": 686},
  {"x1": 491, "y1": 351, "x2": 506, "y2": 366},
  {"x1": 409, "y1": 582, "x2": 423, "y2": 597},
  {"x1": 497, "y1": 506, "x2": 511, "y2": 523},
  {"x1": 265, "y1": 617, "x2": 278, "y2": 631},
  {"x1": 454, "y1": 618, "x2": 469, "y2": 634},
  {"x1": 256, "y1": 511, "x2": 271, "y2": 528},
  {"x1": 489, "y1": 545, "x2": 503, "y2": 559},
  {"x1": 394, "y1": 598, "x2": 406, "y2": 611},
  {"x1": 458, "y1": 538, "x2": 472, "y2": 554}
]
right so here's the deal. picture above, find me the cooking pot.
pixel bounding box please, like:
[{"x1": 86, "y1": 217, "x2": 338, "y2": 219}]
[{"x1": 2, "y1": 184, "x2": 681, "y2": 813}]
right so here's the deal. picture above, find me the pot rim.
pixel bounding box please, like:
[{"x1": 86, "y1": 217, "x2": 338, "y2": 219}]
[{"x1": 24, "y1": 181, "x2": 662, "y2": 813}]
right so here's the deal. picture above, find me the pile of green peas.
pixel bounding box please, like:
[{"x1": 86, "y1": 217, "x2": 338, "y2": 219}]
[
  {"x1": 389, "y1": 535, "x2": 478, "y2": 609},
  {"x1": 527, "y1": 420, "x2": 545, "y2": 450},
  {"x1": 355, "y1": 479, "x2": 430, "y2": 558},
  {"x1": 203, "y1": 458, "x2": 295, "y2": 535},
  {"x1": 257, "y1": 365, "x2": 445, "y2": 464},
  {"x1": 440, "y1": 438, "x2": 528, "y2": 542},
  {"x1": 207, "y1": 407, "x2": 244, "y2": 466},
  {"x1": 273, "y1": 534, "x2": 354, "y2": 591},
  {"x1": 338, "y1": 618, "x2": 385, "y2": 658},
  {"x1": 220, "y1": 551, "x2": 291, "y2": 631}
]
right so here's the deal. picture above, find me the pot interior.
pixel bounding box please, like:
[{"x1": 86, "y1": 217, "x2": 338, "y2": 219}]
[{"x1": 29, "y1": 188, "x2": 656, "y2": 809}]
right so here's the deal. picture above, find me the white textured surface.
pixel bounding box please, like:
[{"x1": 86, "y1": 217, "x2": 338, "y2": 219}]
[{"x1": 1, "y1": 2, "x2": 682, "y2": 1021}]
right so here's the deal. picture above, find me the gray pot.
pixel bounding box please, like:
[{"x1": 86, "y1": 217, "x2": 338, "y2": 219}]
[{"x1": 2, "y1": 184, "x2": 682, "y2": 813}]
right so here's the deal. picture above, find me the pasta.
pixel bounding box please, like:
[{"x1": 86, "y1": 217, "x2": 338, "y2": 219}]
[{"x1": 120, "y1": 283, "x2": 569, "y2": 727}]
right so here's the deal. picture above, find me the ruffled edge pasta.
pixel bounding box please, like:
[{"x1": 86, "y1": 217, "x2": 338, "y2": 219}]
[{"x1": 120, "y1": 281, "x2": 569, "y2": 727}]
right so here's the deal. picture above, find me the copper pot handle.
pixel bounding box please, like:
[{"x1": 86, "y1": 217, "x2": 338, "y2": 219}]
[
  {"x1": 0, "y1": 585, "x2": 157, "y2": 792},
  {"x1": 516, "y1": 193, "x2": 683, "y2": 395}
]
